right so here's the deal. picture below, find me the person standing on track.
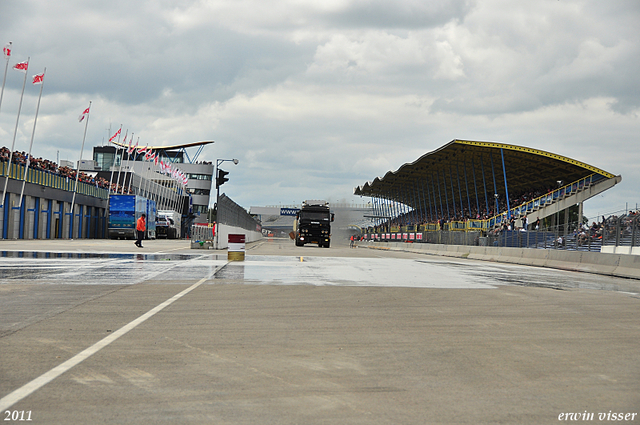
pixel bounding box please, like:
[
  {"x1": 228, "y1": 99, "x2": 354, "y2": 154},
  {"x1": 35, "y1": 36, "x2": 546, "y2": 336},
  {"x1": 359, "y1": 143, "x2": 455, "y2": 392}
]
[{"x1": 135, "y1": 213, "x2": 146, "y2": 248}]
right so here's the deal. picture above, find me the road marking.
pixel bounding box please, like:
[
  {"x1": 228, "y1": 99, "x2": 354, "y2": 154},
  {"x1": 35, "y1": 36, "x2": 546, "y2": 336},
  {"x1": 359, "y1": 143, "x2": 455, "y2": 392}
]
[{"x1": 0, "y1": 264, "x2": 224, "y2": 411}]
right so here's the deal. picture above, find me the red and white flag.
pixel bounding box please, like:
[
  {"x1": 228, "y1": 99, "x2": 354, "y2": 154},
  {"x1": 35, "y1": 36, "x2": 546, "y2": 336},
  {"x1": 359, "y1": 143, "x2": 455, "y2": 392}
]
[
  {"x1": 127, "y1": 141, "x2": 138, "y2": 155},
  {"x1": 13, "y1": 60, "x2": 28, "y2": 73},
  {"x1": 144, "y1": 149, "x2": 154, "y2": 160},
  {"x1": 108, "y1": 128, "x2": 121, "y2": 142},
  {"x1": 32, "y1": 73, "x2": 44, "y2": 85},
  {"x1": 78, "y1": 106, "x2": 90, "y2": 122},
  {"x1": 136, "y1": 145, "x2": 147, "y2": 155},
  {"x1": 3, "y1": 42, "x2": 11, "y2": 58}
]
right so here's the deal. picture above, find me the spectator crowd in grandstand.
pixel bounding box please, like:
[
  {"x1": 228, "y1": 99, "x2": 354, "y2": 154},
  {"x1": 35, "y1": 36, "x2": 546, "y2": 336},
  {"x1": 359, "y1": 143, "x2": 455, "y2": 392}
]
[
  {"x1": 366, "y1": 174, "x2": 639, "y2": 245},
  {"x1": 370, "y1": 185, "x2": 557, "y2": 232},
  {"x1": 1, "y1": 146, "x2": 131, "y2": 194}
]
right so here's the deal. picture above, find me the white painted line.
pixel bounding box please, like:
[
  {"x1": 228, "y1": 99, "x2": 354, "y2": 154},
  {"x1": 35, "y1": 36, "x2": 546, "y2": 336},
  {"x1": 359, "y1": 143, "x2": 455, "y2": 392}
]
[
  {"x1": 0, "y1": 264, "x2": 223, "y2": 411},
  {"x1": 151, "y1": 246, "x2": 192, "y2": 254}
]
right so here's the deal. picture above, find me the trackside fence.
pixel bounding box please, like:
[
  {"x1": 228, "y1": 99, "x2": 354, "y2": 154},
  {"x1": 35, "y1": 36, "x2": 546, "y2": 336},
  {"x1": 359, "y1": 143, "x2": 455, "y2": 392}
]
[
  {"x1": 363, "y1": 212, "x2": 640, "y2": 253},
  {"x1": 217, "y1": 193, "x2": 261, "y2": 233}
]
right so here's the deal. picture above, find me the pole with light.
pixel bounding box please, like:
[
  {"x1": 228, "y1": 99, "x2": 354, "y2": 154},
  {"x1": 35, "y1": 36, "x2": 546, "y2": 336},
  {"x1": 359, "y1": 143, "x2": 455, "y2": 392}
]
[{"x1": 215, "y1": 158, "x2": 238, "y2": 249}]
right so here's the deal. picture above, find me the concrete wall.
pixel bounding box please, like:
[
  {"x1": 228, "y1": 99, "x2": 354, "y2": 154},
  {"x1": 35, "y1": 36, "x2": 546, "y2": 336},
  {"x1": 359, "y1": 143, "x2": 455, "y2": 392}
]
[
  {"x1": 601, "y1": 246, "x2": 640, "y2": 255},
  {"x1": 215, "y1": 223, "x2": 263, "y2": 249},
  {"x1": 362, "y1": 241, "x2": 640, "y2": 280}
]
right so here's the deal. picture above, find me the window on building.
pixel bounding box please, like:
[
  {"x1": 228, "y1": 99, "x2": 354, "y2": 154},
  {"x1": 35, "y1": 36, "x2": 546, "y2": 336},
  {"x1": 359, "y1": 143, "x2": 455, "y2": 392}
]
[
  {"x1": 187, "y1": 173, "x2": 212, "y2": 181},
  {"x1": 193, "y1": 205, "x2": 208, "y2": 214},
  {"x1": 94, "y1": 152, "x2": 116, "y2": 170}
]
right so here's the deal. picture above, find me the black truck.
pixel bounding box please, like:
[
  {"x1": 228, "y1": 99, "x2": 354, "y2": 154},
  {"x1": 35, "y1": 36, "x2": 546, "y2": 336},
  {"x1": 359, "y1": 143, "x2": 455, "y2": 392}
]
[{"x1": 293, "y1": 200, "x2": 334, "y2": 248}]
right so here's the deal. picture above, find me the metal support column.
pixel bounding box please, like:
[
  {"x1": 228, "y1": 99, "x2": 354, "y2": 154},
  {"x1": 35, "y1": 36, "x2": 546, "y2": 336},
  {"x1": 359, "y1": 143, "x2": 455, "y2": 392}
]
[
  {"x1": 480, "y1": 155, "x2": 489, "y2": 217},
  {"x1": 422, "y1": 179, "x2": 432, "y2": 222},
  {"x1": 456, "y1": 163, "x2": 464, "y2": 218},
  {"x1": 463, "y1": 161, "x2": 472, "y2": 219},
  {"x1": 500, "y1": 148, "x2": 511, "y2": 219},
  {"x1": 471, "y1": 158, "x2": 480, "y2": 218},
  {"x1": 434, "y1": 173, "x2": 443, "y2": 222},
  {"x1": 490, "y1": 153, "x2": 499, "y2": 216},
  {"x1": 448, "y1": 167, "x2": 456, "y2": 218}
]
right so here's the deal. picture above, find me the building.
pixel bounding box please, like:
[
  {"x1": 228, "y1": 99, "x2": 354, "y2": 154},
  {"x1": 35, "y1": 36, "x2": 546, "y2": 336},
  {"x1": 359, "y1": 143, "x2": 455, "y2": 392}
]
[{"x1": 90, "y1": 141, "x2": 214, "y2": 220}]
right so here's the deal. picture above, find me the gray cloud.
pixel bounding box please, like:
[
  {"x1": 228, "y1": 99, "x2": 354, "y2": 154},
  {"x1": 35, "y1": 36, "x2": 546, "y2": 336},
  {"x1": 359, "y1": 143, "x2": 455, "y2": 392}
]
[
  {"x1": 0, "y1": 0, "x2": 638, "y2": 219},
  {"x1": 324, "y1": 0, "x2": 475, "y2": 29}
]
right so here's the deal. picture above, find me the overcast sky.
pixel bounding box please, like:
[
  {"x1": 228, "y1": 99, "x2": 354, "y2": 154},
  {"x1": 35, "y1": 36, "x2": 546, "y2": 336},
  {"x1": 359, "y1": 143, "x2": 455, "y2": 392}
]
[{"x1": 1, "y1": 0, "x2": 638, "y2": 219}]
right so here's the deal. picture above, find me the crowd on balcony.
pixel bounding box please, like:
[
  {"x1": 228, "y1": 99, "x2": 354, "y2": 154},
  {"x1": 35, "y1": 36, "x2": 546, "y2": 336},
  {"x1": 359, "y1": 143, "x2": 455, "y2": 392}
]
[{"x1": 1, "y1": 146, "x2": 131, "y2": 194}]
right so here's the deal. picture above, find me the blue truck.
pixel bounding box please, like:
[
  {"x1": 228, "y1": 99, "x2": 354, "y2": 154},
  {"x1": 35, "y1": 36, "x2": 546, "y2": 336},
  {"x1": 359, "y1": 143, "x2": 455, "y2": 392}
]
[{"x1": 108, "y1": 194, "x2": 156, "y2": 240}]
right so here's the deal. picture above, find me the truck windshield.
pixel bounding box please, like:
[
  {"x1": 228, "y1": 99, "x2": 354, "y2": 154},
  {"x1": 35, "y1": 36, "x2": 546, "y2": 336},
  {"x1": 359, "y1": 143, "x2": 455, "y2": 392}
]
[{"x1": 300, "y1": 212, "x2": 329, "y2": 220}]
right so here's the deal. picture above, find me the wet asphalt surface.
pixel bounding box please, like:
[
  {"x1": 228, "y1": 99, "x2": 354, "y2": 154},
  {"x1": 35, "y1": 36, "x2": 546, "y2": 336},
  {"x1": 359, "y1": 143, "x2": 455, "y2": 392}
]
[
  {"x1": 0, "y1": 238, "x2": 639, "y2": 424},
  {"x1": 1, "y1": 241, "x2": 638, "y2": 292}
]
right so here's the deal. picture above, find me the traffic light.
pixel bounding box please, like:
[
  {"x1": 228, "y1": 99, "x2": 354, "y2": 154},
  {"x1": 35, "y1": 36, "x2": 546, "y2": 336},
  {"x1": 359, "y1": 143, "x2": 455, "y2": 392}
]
[{"x1": 216, "y1": 168, "x2": 229, "y2": 188}]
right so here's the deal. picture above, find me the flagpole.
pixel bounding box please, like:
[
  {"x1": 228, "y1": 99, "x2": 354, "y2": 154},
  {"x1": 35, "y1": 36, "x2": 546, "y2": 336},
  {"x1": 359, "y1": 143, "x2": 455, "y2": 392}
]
[
  {"x1": 114, "y1": 128, "x2": 125, "y2": 193},
  {"x1": 141, "y1": 144, "x2": 151, "y2": 198},
  {"x1": 160, "y1": 178, "x2": 166, "y2": 211},
  {"x1": 142, "y1": 157, "x2": 150, "y2": 198},
  {"x1": 146, "y1": 153, "x2": 154, "y2": 198},
  {"x1": 19, "y1": 68, "x2": 46, "y2": 207},
  {"x1": 2, "y1": 57, "x2": 29, "y2": 208},
  {"x1": 144, "y1": 154, "x2": 150, "y2": 198},
  {"x1": 175, "y1": 181, "x2": 183, "y2": 214},
  {"x1": 107, "y1": 127, "x2": 122, "y2": 193},
  {"x1": 146, "y1": 159, "x2": 155, "y2": 204},
  {"x1": 125, "y1": 139, "x2": 135, "y2": 194},
  {"x1": 151, "y1": 160, "x2": 159, "y2": 205},
  {"x1": 163, "y1": 179, "x2": 169, "y2": 211},
  {"x1": 117, "y1": 131, "x2": 127, "y2": 192},
  {"x1": 172, "y1": 179, "x2": 179, "y2": 212},
  {"x1": 133, "y1": 145, "x2": 141, "y2": 195},
  {"x1": 107, "y1": 125, "x2": 115, "y2": 195},
  {"x1": 0, "y1": 42, "x2": 12, "y2": 116},
  {"x1": 70, "y1": 100, "x2": 91, "y2": 237},
  {"x1": 172, "y1": 180, "x2": 178, "y2": 212},
  {"x1": 161, "y1": 163, "x2": 167, "y2": 209}
]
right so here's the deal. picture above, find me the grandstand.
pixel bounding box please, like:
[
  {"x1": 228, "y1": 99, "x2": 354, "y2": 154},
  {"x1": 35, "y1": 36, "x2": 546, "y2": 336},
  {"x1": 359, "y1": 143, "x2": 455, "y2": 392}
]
[{"x1": 354, "y1": 140, "x2": 622, "y2": 249}]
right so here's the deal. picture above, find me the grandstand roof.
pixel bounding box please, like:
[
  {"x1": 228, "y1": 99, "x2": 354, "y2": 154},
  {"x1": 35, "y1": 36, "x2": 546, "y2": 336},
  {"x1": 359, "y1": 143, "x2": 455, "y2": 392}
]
[
  {"x1": 111, "y1": 140, "x2": 214, "y2": 150},
  {"x1": 354, "y1": 139, "x2": 616, "y2": 206}
]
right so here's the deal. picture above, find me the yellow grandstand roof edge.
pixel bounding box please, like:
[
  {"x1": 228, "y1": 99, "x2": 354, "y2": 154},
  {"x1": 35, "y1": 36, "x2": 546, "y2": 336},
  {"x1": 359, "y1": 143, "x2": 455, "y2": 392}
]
[
  {"x1": 354, "y1": 139, "x2": 616, "y2": 194},
  {"x1": 453, "y1": 139, "x2": 615, "y2": 179},
  {"x1": 110, "y1": 140, "x2": 215, "y2": 151}
]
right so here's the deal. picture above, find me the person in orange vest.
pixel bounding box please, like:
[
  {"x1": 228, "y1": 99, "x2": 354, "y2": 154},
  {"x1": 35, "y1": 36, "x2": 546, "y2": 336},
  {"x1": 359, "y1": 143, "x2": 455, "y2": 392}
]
[{"x1": 135, "y1": 213, "x2": 146, "y2": 248}]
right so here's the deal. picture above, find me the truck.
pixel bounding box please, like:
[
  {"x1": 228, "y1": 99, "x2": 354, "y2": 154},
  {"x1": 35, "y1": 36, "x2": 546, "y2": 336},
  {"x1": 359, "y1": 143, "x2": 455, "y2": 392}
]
[
  {"x1": 156, "y1": 210, "x2": 181, "y2": 239},
  {"x1": 293, "y1": 200, "x2": 334, "y2": 248},
  {"x1": 108, "y1": 194, "x2": 156, "y2": 240}
]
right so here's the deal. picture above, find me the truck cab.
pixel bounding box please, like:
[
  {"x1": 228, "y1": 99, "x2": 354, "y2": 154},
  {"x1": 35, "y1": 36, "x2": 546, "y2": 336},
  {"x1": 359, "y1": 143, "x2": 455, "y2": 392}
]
[{"x1": 294, "y1": 200, "x2": 334, "y2": 248}]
